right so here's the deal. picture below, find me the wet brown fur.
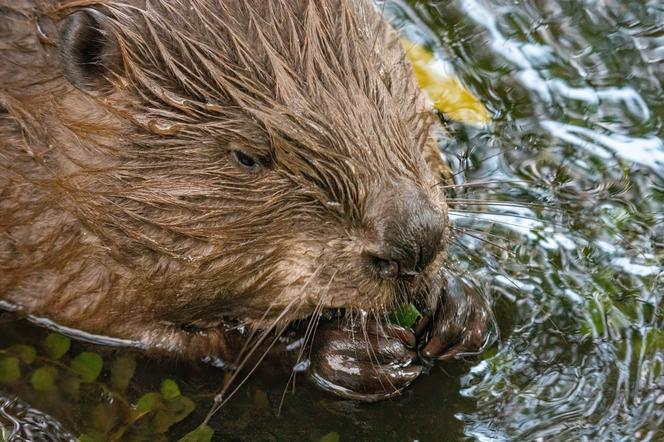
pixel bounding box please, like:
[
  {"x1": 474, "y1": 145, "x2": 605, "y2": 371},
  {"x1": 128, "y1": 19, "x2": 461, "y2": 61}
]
[{"x1": 0, "y1": 0, "x2": 454, "y2": 360}]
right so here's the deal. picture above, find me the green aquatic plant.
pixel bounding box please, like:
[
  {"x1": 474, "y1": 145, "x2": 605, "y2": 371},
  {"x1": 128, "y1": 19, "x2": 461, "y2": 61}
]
[
  {"x1": 0, "y1": 332, "x2": 212, "y2": 441},
  {"x1": 389, "y1": 303, "x2": 422, "y2": 328}
]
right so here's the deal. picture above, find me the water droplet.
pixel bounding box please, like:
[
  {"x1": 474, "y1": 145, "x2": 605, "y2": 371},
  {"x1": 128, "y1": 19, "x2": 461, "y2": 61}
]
[
  {"x1": 204, "y1": 100, "x2": 224, "y2": 112},
  {"x1": 147, "y1": 119, "x2": 182, "y2": 136},
  {"x1": 293, "y1": 359, "x2": 310, "y2": 372},
  {"x1": 286, "y1": 337, "x2": 305, "y2": 351},
  {"x1": 161, "y1": 90, "x2": 194, "y2": 110}
]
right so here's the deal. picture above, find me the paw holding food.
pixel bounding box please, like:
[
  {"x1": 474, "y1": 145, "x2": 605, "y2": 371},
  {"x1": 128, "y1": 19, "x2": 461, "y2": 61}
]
[
  {"x1": 307, "y1": 320, "x2": 421, "y2": 402},
  {"x1": 415, "y1": 280, "x2": 490, "y2": 363},
  {"x1": 305, "y1": 286, "x2": 489, "y2": 400}
]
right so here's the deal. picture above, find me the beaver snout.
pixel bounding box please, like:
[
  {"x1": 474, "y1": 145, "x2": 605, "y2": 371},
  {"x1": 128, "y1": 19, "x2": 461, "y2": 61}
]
[{"x1": 364, "y1": 181, "x2": 447, "y2": 280}]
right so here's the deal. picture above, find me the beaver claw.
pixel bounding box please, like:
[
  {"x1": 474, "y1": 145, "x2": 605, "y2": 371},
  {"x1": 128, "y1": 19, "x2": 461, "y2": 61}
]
[
  {"x1": 416, "y1": 278, "x2": 490, "y2": 363},
  {"x1": 307, "y1": 320, "x2": 422, "y2": 401}
]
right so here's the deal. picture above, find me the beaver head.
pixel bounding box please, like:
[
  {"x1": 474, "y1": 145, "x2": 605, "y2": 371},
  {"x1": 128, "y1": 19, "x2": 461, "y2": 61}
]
[{"x1": 0, "y1": 0, "x2": 470, "y2": 350}]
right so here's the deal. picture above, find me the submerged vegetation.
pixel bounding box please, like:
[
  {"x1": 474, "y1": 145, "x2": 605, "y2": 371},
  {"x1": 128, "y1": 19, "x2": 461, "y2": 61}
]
[{"x1": 0, "y1": 330, "x2": 210, "y2": 441}]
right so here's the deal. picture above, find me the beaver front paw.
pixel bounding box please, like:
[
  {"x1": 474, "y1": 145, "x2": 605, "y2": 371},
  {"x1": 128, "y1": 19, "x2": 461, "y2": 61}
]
[
  {"x1": 416, "y1": 279, "x2": 491, "y2": 363},
  {"x1": 307, "y1": 320, "x2": 422, "y2": 401}
]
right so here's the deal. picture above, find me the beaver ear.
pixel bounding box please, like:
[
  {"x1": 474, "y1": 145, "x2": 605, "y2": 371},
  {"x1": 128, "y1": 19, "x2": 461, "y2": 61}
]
[{"x1": 59, "y1": 9, "x2": 121, "y2": 92}]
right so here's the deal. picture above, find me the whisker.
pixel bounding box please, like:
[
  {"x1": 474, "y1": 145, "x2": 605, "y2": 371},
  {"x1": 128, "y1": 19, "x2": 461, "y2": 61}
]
[
  {"x1": 450, "y1": 215, "x2": 545, "y2": 233},
  {"x1": 448, "y1": 227, "x2": 516, "y2": 256},
  {"x1": 210, "y1": 297, "x2": 300, "y2": 414},
  {"x1": 204, "y1": 266, "x2": 325, "y2": 421},
  {"x1": 229, "y1": 290, "x2": 299, "y2": 374},
  {"x1": 305, "y1": 271, "x2": 337, "y2": 358},
  {"x1": 278, "y1": 270, "x2": 337, "y2": 414},
  {"x1": 361, "y1": 311, "x2": 397, "y2": 395},
  {"x1": 447, "y1": 239, "x2": 493, "y2": 269},
  {"x1": 447, "y1": 240, "x2": 523, "y2": 292},
  {"x1": 449, "y1": 225, "x2": 516, "y2": 244},
  {"x1": 450, "y1": 146, "x2": 519, "y2": 178},
  {"x1": 435, "y1": 179, "x2": 532, "y2": 190},
  {"x1": 450, "y1": 209, "x2": 566, "y2": 228},
  {"x1": 448, "y1": 199, "x2": 565, "y2": 212}
]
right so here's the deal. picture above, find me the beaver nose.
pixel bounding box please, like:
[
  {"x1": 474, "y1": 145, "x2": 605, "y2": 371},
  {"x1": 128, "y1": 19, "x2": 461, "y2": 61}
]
[{"x1": 365, "y1": 183, "x2": 446, "y2": 280}]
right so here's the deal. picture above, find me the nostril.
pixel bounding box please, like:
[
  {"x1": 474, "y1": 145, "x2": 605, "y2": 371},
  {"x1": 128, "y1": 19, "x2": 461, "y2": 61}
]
[{"x1": 371, "y1": 256, "x2": 400, "y2": 280}]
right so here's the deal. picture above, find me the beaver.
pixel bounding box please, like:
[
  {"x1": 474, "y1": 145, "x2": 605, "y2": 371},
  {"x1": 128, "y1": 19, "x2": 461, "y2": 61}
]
[{"x1": 0, "y1": 0, "x2": 489, "y2": 401}]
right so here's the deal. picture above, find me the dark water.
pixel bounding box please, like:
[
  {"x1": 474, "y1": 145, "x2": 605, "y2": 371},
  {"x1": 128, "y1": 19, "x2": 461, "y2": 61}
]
[{"x1": 1, "y1": 0, "x2": 663, "y2": 440}]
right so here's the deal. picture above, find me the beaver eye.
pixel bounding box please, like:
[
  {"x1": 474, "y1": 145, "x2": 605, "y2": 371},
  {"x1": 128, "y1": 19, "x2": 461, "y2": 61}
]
[{"x1": 230, "y1": 150, "x2": 261, "y2": 171}]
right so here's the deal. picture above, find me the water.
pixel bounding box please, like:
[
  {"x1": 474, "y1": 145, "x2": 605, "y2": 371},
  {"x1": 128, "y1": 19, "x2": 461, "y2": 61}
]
[{"x1": 1, "y1": 0, "x2": 663, "y2": 440}]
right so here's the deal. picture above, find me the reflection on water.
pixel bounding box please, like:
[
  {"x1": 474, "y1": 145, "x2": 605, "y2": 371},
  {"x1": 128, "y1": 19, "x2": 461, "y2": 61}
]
[
  {"x1": 394, "y1": 0, "x2": 663, "y2": 439},
  {"x1": 0, "y1": 395, "x2": 74, "y2": 441},
  {"x1": 1, "y1": 0, "x2": 663, "y2": 440}
]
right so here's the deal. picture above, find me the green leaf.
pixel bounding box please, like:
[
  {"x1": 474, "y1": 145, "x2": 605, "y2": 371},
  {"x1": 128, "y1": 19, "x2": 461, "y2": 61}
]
[
  {"x1": 166, "y1": 395, "x2": 196, "y2": 422},
  {"x1": 8, "y1": 345, "x2": 36, "y2": 364},
  {"x1": 44, "y1": 333, "x2": 71, "y2": 359},
  {"x1": 160, "y1": 378, "x2": 181, "y2": 400},
  {"x1": 136, "y1": 392, "x2": 162, "y2": 413},
  {"x1": 78, "y1": 435, "x2": 96, "y2": 442},
  {"x1": 61, "y1": 374, "x2": 81, "y2": 397},
  {"x1": 70, "y1": 352, "x2": 103, "y2": 383},
  {"x1": 152, "y1": 410, "x2": 176, "y2": 434},
  {"x1": 0, "y1": 356, "x2": 20, "y2": 384},
  {"x1": 178, "y1": 425, "x2": 214, "y2": 442},
  {"x1": 389, "y1": 303, "x2": 422, "y2": 328},
  {"x1": 30, "y1": 366, "x2": 58, "y2": 391},
  {"x1": 110, "y1": 355, "x2": 136, "y2": 392},
  {"x1": 319, "y1": 432, "x2": 340, "y2": 442},
  {"x1": 91, "y1": 404, "x2": 117, "y2": 435}
]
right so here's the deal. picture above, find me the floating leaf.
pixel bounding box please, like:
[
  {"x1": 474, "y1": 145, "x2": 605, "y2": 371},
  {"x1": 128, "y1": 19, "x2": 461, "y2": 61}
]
[
  {"x1": 8, "y1": 345, "x2": 36, "y2": 364},
  {"x1": 152, "y1": 404, "x2": 193, "y2": 435},
  {"x1": 0, "y1": 356, "x2": 20, "y2": 384},
  {"x1": 152, "y1": 410, "x2": 176, "y2": 434},
  {"x1": 92, "y1": 404, "x2": 117, "y2": 436},
  {"x1": 402, "y1": 38, "x2": 491, "y2": 125},
  {"x1": 319, "y1": 432, "x2": 341, "y2": 442},
  {"x1": 110, "y1": 355, "x2": 136, "y2": 392},
  {"x1": 160, "y1": 378, "x2": 181, "y2": 400},
  {"x1": 61, "y1": 374, "x2": 81, "y2": 397},
  {"x1": 178, "y1": 425, "x2": 214, "y2": 442},
  {"x1": 30, "y1": 366, "x2": 58, "y2": 392},
  {"x1": 44, "y1": 333, "x2": 71, "y2": 359},
  {"x1": 70, "y1": 352, "x2": 103, "y2": 383},
  {"x1": 136, "y1": 392, "x2": 162, "y2": 414},
  {"x1": 166, "y1": 395, "x2": 196, "y2": 423},
  {"x1": 389, "y1": 303, "x2": 422, "y2": 328}
]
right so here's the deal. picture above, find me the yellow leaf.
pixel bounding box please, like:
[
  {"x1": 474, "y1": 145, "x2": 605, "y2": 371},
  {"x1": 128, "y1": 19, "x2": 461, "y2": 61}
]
[{"x1": 402, "y1": 38, "x2": 490, "y2": 125}]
